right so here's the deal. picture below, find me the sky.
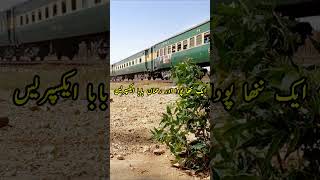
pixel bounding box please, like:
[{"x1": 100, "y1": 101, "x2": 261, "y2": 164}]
[{"x1": 110, "y1": 0, "x2": 210, "y2": 64}]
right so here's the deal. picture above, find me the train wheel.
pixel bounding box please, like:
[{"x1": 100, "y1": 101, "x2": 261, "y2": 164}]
[
  {"x1": 148, "y1": 77, "x2": 151, "y2": 80},
  {"x1": 40, "y1": 56, "x2": 45, "y2": 61},
  {"x1": 153, "y1": 77, "x2": 156, "y2": 80}
]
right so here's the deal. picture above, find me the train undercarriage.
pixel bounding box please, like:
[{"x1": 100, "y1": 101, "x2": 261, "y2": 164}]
[
  {"x1": 0, "y1": 33, "x2": 108, "y2": 62},
  {"x1": 111, "y1": 67, "x2": 208, "y2": 81}
]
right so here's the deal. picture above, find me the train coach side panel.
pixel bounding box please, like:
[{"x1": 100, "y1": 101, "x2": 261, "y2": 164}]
[
  {"x1": 113, "y1": 63, "x2": 147, "y2": 76},
  {"x1": 171, "y1": 44, "x2": 210, "y2": 66},
  {"x1": 153, "y1": 43, "x2": 210, "y2": 70},
  {"x1": 15, "y1": 4, "x2": 108, "y2": 44}
]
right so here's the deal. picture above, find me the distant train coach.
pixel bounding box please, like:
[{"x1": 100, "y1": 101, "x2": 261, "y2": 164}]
[
  {"x1": 0, "y1": 0, "x2": 109, "y2": 61},
  {"x1": 110, "y1": 20, "x2": 210, "y2": 81}
]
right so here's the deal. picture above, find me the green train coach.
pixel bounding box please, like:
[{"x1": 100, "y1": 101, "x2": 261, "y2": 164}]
[
  {"x1": 0, "y1": 0, "x2": 109, "y2": 61},
  {"x1": 111, "y1": 20, "x2": 210, "y2": 81}
]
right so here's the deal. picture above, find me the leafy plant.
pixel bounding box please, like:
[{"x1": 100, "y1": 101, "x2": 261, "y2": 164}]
[
  {"x1": 152, "y1": 59, "x2": 211, "y2": 173},
  {"x1": 211, "y1": 0, "x2": 320, "y2": 179}
]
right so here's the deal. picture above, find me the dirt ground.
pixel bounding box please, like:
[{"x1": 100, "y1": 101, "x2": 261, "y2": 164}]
[{"x1": 110, "y1": 81, "x2": 210, "y2": 180}]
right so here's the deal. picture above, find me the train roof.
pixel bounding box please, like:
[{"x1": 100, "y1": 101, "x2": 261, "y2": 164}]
[
  {"x1": 14, "y1": 0, "x2": 58, "y2": 15},
  {"x1": 0, "y1": 0, "x2": 47, "y2": 13},
  {"x1": 112, "y1": 50, "x2": 145, "y2": 66},
  {"x1": 151, "y1": 19, "x2": 210, "y2": 48},
  {"x1": 112, "y1": 19, "x2": 210, "y2": 66}
]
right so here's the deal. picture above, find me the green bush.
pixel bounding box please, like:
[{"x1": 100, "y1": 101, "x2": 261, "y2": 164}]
[
  {"x1": 151, "y1": 59, "x2": 211, "y2": 173},
  {"x1": 211, "y1": 0, "x2": 320, "y2": 179}
]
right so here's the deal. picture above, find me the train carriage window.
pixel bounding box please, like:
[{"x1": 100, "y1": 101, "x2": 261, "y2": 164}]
[
  {"x1": 168, "y1": 45, "x2": 172, "y2": 54},
  {"x1": 20, "y1": 16, "x2": 23, "y2": 26},
  {"x1": 25, "y1": 14, "x2": 29, "y2": 24},
  {"x1": 164, "y1": 47, "x2": 167, "y2": 56},
  {"x1": 183, "y1": 40, "x2": 188, "y2": 50},
  {"x1": 45, "y1": 7, "x2": 49, "y2": 19},
  {"x1": 204, "y1": 32, "x2": 210, "y2": 43},
  {"x1": 32, "y1": 12, "x2": 35, "y2": 23},
  {"x1": 172, "y1": 44, "x2": 176, "y2": 53},
  {"x1": 140, "y1": 58, "x2": 142, "y2": 63},
  {"x1": 132, "y1": 61, "x2": 134, "y2": 65},
  {"x1": 189, "y1": 37, "x2": 195, "y2": 48},
  {"x1": 62, "y1": 1, "x2": 67, "y2": 14},
  {"x1": 157, "y1": 50, "x2": 159, "y2": 57},
  {"x1": 72, "y1": 0, "x2": 77, "y2": 11},
  {"x1": 196, "y1": 34, "x2": 202, "y2": 46},
  {"x1": 38, "y1": 10, "x2": 42, "y2": 21},
  {"x1": 177, "y1": 42, "x2": 182, "y2": 52},
  {"x1": 53, "y1": 4, "x2": 57, "y2": 16}
]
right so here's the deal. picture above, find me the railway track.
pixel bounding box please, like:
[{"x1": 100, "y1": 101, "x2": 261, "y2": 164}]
[
  {"x1": 111, "y1": 79, "x2": 173, "y2": 83},
  {"x1": 111, "y1": 74, "x2": 210, "y2": 83}
]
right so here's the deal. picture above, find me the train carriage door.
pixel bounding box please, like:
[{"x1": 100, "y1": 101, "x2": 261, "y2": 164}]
[
  {"x1": 144, "y1": 50, "x2": 148, "y2": 71},
  {"x1": 6, "y1": 10, "x2": 11, "y2": 44},
  {"x1": 12, "y1": 8, "x2": 16, "y2": 44},
  {"x1": 6, "y1": 8, "x2": 16, "y2": 45},
  {"x1": 150, "y1": 48, "x2": 154, "y2": 71}
]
